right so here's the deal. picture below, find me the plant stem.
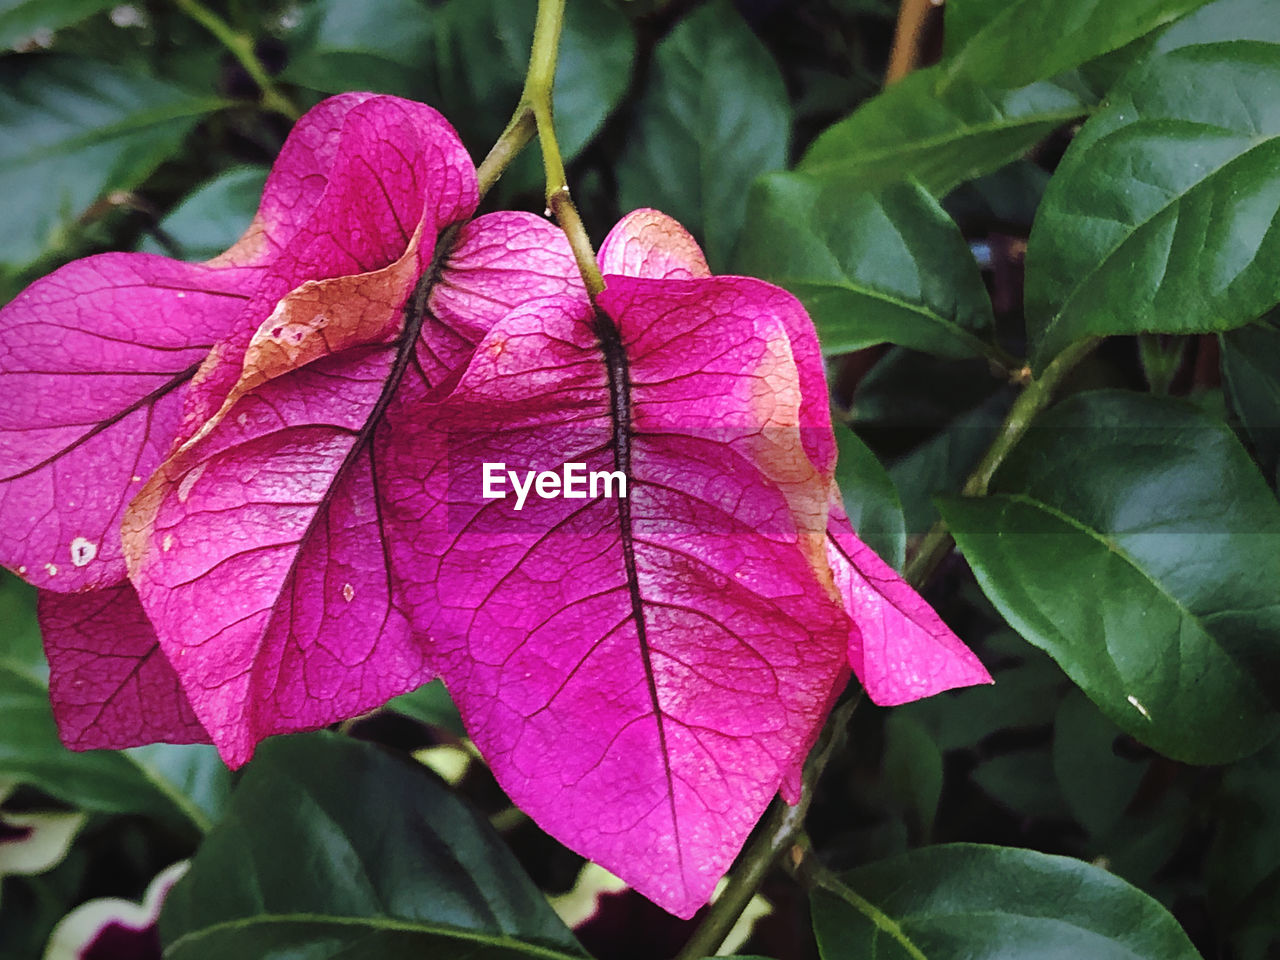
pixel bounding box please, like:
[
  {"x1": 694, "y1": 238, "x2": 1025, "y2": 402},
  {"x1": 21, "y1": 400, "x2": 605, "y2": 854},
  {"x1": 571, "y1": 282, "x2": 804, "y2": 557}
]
[
  {"x1": 902, "y1": 336, "x2": 1100, "y2": 586},
  {"x1": 172, "y1": 0, "x2": 299, "y2": 120},
  {"x1": 673, "y1": 699, "x2": 857, "y2": 960},
  {"x1": 886, "y1": 0, "x2": 936, "y2": 84},
  {"x1": 475, "y1": 0, "x2": 606, "y2": 296}
]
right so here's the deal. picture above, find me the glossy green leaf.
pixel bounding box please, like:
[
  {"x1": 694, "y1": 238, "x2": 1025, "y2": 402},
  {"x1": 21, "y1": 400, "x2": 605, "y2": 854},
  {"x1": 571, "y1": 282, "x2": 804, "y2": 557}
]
[
  {"x1": 900, "y1": 630, "x2": 1067, "y2": 752},
  {"x1": 1053, "y1": 690, "x2": 1149, "y2": 836},
  {"x1": 881, "y1": 714, "x2": 942, "y2": 840},
  {"x1": 1220, "y1": 315, "x2": 1280, "y2": 482},
  {"x1": 0, "y1": 0, "x2": 114, "y2": 50},
  {"x1": 942, "y1": 0, "x2": 1005, "y2": 57},
  {"x1": 812, "y1": 844, "x2": 1202, "y2": 959},
  {"x1": 737, "y1": 173, "x2": 994, "y2": 360},
  {"x1": 0, "y1": 54, "x2": 223, "y2": 272},
  {"x1": 124, "y1": 744, "x2": 231, "y2": 832},
  {"x1": 616, "y1": 0, "x2": 789, "y2": 268},
  {"x1": 161, "y1": 734, "x2": 586, "y2": 960},
  {"x1": 386, "y1": 679, "x2": 465, "y2": 737},
  {"x1": 138, "y1": 166, "x2": 267, "y2": 262},
  {"x1": 0, "y1": 571, "x2": 42, "y2": 679},
  {"x1": 834, "y1": 425, "x2": 907, "y2": 571},
  {"x1": 282, "y1": 0, "x2": 434, "y2": 98},
  {"x1": 433, "y1": 0, "x2": 633, "y2": 164},
  {"x1": 798, "y1": 66, "x2": 1088, "y2": 197},
  {"x1": 0, "y1": 664, "x2": 207, "y2": 826},
  {"x1": 942, "y1": 0, "x2": 1211, "y2": 91},
  {"x1": 941, "y1": 391, "x2": 1280, "y2": 763},
  {"x1": 1026, "y1": 40, "x2": 1280, "y2": 367},
  {"x1": 1149, "y1": 0, "x2": 1280, "y2": 53}
]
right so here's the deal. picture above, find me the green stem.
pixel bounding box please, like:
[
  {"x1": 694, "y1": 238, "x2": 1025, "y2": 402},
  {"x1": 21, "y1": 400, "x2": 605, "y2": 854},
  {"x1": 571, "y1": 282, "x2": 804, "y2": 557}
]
[
  {"x1": 172, "y1": 0, "x2": 300, "y2": 120},
  {"x1": 673, "y1": 699, "x2": 857, "y2": 960},
  {"x1": 474, "y1": 0, "x2": 605, "y2": 296},
  {"x1": 902, "y1": 336, "x2": 1099, "y2": 586}
]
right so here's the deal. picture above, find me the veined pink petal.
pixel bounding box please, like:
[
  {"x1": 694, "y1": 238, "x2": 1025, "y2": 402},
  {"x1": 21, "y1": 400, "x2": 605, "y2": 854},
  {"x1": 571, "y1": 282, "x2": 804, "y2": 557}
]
[
  {"x1": 827, "y1": 499, "x2": 992, "y2": 704},
  {"x1": 123, "y1": 271, "x2": 422, "y2": 766},
  {"x1": 38, "y1": 584, "x2": 209, "y2": 749},
  {"x1": 421, "y1": 211, "x2": 586, "y2": 383},
  {"x1": 598, "y1": 209, "x2": 711, "y2": 280},
  {"x1": 123, "y1": 152, "x2": 581, "y2": 769},
  {"x1": 178, "y1": 95, "x2": 479, "y2": 441},
  {"x1": 0, "y1": 255, "x2": 257, "y2": 591},
  {"x1": 600, "y1": 209, "x2": 836, "y2": 484},
  {"x1": 601, "y1": 208, "x2": 989, "y2": 713},
  {"x1": 383, "y1": 280, "x2": 850, "y2": 918},
  {"x1": 211, "y1": 92, "x2": 380, "y2": 269}
]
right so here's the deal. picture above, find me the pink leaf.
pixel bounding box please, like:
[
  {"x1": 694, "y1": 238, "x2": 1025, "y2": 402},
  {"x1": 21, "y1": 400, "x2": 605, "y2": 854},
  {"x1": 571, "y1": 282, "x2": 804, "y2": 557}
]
[
  {"x1": 38, "y1": 584, "x2": 209, "y2": 749},
  {"x1": 826, "y1": 500, "x2": 992, "y2": 704},
  {"x1": 0, "y1": 255, "x2": 258, "y2": 591},
  {"x1": 382, "y1": 279, "x2": 853, "y2": 918},
  {"x1": 598, "y1": 209, "x2": 711, "y2": 280},
  {"x1": 121, "y1": 105, "x2": 581, "y2": 767}
]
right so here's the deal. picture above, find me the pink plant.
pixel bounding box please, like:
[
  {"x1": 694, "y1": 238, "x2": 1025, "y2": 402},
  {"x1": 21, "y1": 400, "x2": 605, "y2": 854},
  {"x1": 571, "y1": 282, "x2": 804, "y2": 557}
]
[{"x1": 0, "y1": 94, "x2": 988, "y2": 917}]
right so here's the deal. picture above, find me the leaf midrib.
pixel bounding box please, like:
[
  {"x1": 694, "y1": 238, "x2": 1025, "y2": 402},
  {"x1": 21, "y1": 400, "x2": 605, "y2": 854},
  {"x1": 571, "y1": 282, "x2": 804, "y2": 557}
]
[
  {"x1": 991, "y1": 492, "x2": 1265, "y2": 692},
  {"x1": 799, "y1": 105, "x2": 1088, "y2": 181}
]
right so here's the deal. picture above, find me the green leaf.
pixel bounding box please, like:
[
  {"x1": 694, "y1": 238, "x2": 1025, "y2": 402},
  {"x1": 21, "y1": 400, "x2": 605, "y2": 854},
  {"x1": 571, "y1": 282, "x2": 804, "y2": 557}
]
[
  {"x1": 811, "y1": 844, "x2": 1202, "y2": 959},
  {"x1": 942, "y1": 0, "x2": 1005, "y2": 57},
  {"x1": 941, "y1": 390, "x2": 1280, "y2": 764},
  {"x1": 900, "y1": 630, "x2": 1067, "y2": 752},
  {"x1": 616, "y1": 0, "x2": 789, "y2": 268},
  {"x1": 1148, "y1": 0, "x2": 1280, "y2": 54},
  {"x1": 138, "y1": 166, "x2": 267, "y2": 262},
  {"x1": 881, "y1": 714, "x2": 942, "y2": 840},
  {"x1": 386, "y1": 679, "x2": 466, "y2": 737},
  {"x1": 737, "y1": 173, "x2": 994, "y2": 360},
  {"x1": 124, "y1": 744, "x2": 231, "y2": 832},
  {"x1": 1220, "y1": 314, "x2": 1280, "y2": 482},
  {"x1": 1053, "y1": 690, "x2": 1149, "y2": 836},
  {"x1": 161, "y1": 734, "x2": 586, "y2": 960},
  {"x1": 0, "y1": 571, "x2": 43, "y2": 680},
  {"x1": 0, "y1": 54, "x2": 223, "y2": 272},
  {"x1": 798, "y1": 66, "x2": 1088, "y2": 197},
  {"x1": 0, "y1": 664, "x2": 208, "y2": 826},
  {"x1": 942, "y1": 0, "x2": 1213, "y2": 91},
  {"x1": 834, "y1": 425, "x2": 907, "y2": 571},
  {"x1": 0, "y1": 0, "x2": 114, "y2": 50},
  {"x1": 282, "y1": 0, "x2": 435, "y2": 98},
  {"x1": 1026, "y1": 40, "x2": 1280, "y2": 368},
  {"x1": 433, "y1": 0, "x2": 633, "y2": 165}
]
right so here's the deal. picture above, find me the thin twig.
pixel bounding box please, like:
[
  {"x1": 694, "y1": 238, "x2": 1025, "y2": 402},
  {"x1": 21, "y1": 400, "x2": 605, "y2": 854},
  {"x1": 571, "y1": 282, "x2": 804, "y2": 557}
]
[
  {"x1": 172, "y1": 0, "x2": 300, "y2": 120},
  {"x1": 673, "y1": 699, "x2": 858, "y2": 960},
  {"x1": 886, "y1": 0, "x2": 937, "y2": 84},
  {"x1": 902, "y1": 337, "x2": 1100, "y2": 585}
]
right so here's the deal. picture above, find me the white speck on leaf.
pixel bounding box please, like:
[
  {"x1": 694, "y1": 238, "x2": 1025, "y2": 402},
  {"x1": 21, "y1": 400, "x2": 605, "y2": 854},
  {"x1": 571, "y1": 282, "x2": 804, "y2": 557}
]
[
  {"x1": 177, "y1": 463, "x2": 206, "y2": 503},
  {"x1": 162, "y1": 533, "x2": 174, "y2": 553},
  {"x1": 69, "y1": 537, "x2": 97, "y2": 567},
  {"x1": 1127, "y1": 694, "x2": 1151, "y2": 720},
  {"x1": 44, "y1": 562, "x2": 58, "y2": 576},
  {"x1": 342, "y1": 583, "x2": 355, "y2": 603}
]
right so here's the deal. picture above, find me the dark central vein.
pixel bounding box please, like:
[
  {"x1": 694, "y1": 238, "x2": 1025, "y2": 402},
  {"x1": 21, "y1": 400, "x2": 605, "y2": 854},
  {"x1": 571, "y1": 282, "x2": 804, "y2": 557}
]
[{"x1": 593, "y1": 306, "x2": 684, "y2": 873}]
